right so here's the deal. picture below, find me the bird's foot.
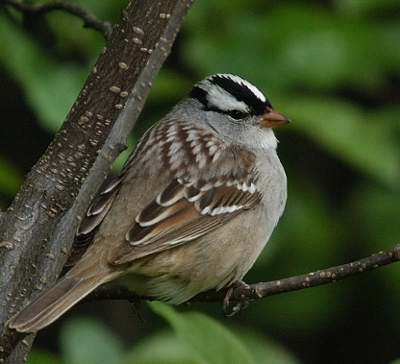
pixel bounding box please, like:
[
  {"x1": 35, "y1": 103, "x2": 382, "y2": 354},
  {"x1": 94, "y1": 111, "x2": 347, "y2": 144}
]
[{"x1": 223, "y1": 280, "x2": 253, "y2": 317}]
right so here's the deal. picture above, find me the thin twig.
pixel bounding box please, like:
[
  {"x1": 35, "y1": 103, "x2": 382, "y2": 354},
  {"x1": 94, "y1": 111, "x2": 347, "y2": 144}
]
[
  {"x1": 87, "y1": 244, "x2": 400, "y2": 309},
  {"x1": 1, "y1": 0, "x2": 112, "y2": 38}
]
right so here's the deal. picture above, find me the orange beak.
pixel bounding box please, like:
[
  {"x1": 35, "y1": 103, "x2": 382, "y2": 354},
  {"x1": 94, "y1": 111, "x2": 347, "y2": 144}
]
[{"x1": 259, "y1": 108, "x2": 290, "y2": 129}]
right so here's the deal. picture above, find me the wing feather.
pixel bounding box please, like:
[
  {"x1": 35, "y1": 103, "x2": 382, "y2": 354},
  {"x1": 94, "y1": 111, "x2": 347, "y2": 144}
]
[
  {"x1": 110, "y1": 172, "x2": 261, "y2": 265},
  {"x1": 66, "y1": 176, "x2": 121, "y2": 267}
]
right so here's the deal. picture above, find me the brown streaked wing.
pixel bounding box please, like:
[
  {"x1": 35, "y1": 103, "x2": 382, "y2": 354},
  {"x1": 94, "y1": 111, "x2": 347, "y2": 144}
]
[
  {"x1": 66, "y1": 175, "x2": 122, "y2": 267},
  {"x1": 109, "y1": 173, "x2": 262, "y2": 265}
]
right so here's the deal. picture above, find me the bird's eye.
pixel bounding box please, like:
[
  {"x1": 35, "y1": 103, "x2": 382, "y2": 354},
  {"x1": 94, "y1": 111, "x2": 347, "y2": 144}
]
[{"x1": 226, "y1": 110, "x2": 247, "y2": 120}]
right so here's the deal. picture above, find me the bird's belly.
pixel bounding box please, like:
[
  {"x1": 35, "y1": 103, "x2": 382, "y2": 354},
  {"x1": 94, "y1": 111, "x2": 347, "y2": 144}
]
[{"x1": 120, "y1": 207, "x2": 273, "y2": 304}]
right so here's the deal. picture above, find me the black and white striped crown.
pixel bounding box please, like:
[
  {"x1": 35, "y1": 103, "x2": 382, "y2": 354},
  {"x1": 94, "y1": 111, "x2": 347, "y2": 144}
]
[{"x1": 190, "y1": 74, "x2": 271, "y2": 117}]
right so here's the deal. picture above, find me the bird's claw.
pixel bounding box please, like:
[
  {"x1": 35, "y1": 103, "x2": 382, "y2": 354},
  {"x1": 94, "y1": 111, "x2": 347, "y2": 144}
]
[{"x1": 223, "y1": 281, "x2": 252, "y2": 317}]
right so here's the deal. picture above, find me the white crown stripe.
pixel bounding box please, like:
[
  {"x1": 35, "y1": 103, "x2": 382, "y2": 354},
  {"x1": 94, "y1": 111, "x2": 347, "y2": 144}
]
[{"x1": 207, "y1": 84, "x2": 249, "y2": 113}]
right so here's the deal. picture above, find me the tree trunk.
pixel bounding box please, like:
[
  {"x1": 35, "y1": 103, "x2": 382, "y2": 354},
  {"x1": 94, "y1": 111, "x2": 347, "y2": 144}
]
[{"x1": 0, "y1": 0, "x2": 194, "y2": 362}]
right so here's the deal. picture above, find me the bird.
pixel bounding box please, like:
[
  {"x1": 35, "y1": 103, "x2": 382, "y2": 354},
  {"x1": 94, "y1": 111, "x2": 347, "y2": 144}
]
[{"x1": 9, "y1": 73, "x2": 289, "y2": 332}]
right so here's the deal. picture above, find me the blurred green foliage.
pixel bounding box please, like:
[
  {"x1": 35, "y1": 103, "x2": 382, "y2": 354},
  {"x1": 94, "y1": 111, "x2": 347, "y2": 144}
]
[
  {"x1": 1, "y1": 0, "x2": 399, "y2": 362},
  {"x1": 28, "y1": 303, "x2": 299, "y2": 364}
]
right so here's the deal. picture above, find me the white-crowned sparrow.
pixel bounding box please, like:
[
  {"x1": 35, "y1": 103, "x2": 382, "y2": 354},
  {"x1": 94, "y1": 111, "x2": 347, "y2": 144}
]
[{"x1": 10, "y1": 73, "x2": 289, "y2": 332}]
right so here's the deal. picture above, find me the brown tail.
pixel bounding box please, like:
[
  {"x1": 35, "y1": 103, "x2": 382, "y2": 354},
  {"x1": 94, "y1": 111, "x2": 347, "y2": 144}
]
[{"x1": 8, "y1": 273, "x2": 111, "y2": 333}]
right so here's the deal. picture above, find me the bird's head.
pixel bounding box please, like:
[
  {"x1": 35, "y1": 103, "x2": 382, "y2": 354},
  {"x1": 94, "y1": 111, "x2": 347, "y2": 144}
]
[{"x1": 189, "y1": 74, "x2": 289, "y2": 143}]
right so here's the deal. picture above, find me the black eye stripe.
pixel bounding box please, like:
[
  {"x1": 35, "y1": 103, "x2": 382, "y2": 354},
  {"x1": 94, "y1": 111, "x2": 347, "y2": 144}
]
[
  {"x1": 192, "y1": 102, "x2": 249, "y2": 119},
  {"x1": 210, "y1": 76, "x2": 270, "y2": 115}
]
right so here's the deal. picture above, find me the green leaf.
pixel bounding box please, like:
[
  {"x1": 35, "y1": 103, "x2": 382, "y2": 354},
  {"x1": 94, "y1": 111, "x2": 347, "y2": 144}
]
[
  {"x1": 112, "y1": 136, "x2": 138, "y2": 172},
  {"x1": 68, "y1": 0, "x2": 126, "y2": 22},
  {"x1": 351, "y1": 183, "x2": 400, "y2": 250},
  {"x1": 125, "y1": 328, "x2": 299, "y2": 364},
  {"x1": 27, "y1": 351, "x2": 61, "y2": 364},
  {"x1": 185, "y1": 3, "x2": 400, "y2": 91},
  {"x1": 285, "y1": 96, "x2": 400, "y2": 187},
  {"x1": 60, "y1": 318, "x2": 124, "y2": 364},
  {"x1": 336, "y1": 0, "x2": 400, "y2": 15},
  {"x1": 0, "y1": 16, "x2": 86, "y2": 132},
  {"x1": 148, "y1": 70, "x2": 191, "y2": 102},
  {"x1": 234, "y1": 330, "x2": 299, "y2": 364},
  {"x1": 0, "y1": 156, "x2": 22, "y2": 196},
  {"x1": 149, "y1": 302, "x2": 255, "y2": 364},
  {"x1": 124, "y1": 331, "x2": 203, "y2": 364}
]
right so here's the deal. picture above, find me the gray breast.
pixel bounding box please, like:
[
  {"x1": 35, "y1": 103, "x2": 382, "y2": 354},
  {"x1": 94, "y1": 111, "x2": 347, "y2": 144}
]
[{"x1": 255, "y1": 149, "x2": 287, "y2": 227}]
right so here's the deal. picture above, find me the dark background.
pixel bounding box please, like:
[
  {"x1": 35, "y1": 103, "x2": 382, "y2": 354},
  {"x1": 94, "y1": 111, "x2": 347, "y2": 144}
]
[{"x1": 0, "y1": 1, "x2": 399, "y2": 363}]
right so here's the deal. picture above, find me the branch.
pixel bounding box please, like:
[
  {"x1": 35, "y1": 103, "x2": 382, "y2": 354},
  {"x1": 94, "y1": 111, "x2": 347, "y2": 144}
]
[
  {"x1": 1, "y1": 0, "x2": 112, "y2": 38},
  {"x1": 87, "y1": 244, "x2": 400, "y2": 311},
  {"x1": 0, "y1": 0, "x2": 194, "y2": 362}
]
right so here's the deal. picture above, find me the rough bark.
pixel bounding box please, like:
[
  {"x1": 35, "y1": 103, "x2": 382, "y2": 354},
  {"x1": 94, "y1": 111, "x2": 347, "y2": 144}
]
[{"x1": 0, "y1": 0, "x2": 194, "y2": 362}]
